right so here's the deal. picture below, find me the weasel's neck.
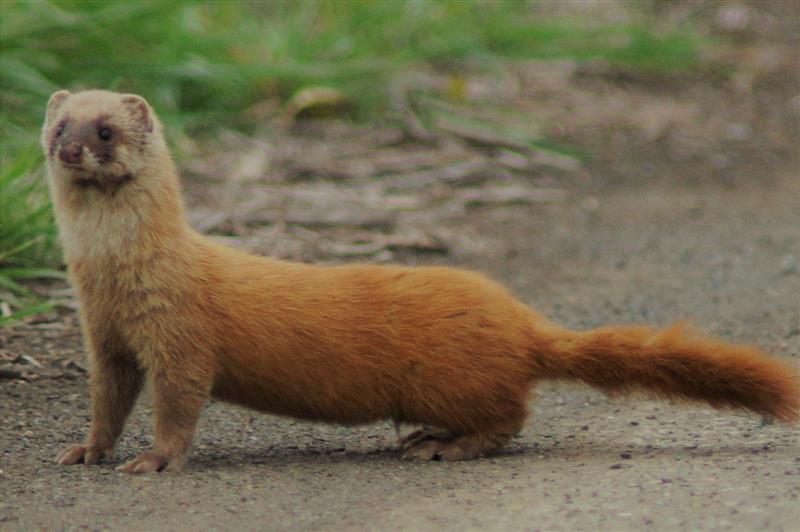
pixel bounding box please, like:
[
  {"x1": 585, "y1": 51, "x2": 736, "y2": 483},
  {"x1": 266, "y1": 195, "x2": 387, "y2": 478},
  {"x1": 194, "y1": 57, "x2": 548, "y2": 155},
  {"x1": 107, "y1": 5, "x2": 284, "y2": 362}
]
[{"x1": 52, "y1": 159, "x2": 190, "y2": 266}]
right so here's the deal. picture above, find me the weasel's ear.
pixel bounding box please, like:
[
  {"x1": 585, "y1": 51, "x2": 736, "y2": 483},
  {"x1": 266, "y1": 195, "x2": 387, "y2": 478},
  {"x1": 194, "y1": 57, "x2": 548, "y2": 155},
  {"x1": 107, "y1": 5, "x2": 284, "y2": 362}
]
[
  {"x1": 121, "y1": 94, "x2": 154, "y2": 132},
  {"x1": 45, "y1": 90, "x2": 71, "y2": 125}
]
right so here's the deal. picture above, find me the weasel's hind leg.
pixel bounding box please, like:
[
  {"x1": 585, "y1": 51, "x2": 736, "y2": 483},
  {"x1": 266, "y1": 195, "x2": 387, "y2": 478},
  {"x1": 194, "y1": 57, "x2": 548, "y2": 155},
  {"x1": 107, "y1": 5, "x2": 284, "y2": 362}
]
[{"x1": 399, "y1": 380, "x2": 530, "y2": 460}]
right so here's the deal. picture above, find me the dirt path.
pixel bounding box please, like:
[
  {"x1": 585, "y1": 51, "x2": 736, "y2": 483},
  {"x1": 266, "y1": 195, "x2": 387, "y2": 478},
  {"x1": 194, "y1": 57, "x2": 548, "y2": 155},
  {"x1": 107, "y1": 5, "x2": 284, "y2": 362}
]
[{"x1": 2, "y1": 174, "x2": 798, "y2": 531}]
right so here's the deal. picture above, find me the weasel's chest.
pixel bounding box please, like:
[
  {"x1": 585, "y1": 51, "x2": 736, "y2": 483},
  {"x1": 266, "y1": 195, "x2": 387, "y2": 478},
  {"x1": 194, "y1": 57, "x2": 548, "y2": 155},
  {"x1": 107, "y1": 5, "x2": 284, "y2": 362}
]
[
  {"x1": 71, "y1": 260, "x2": 184, "y2": 335},
  {"x1": 58, "y1": 205, "x2": 145, "y2": 263}
]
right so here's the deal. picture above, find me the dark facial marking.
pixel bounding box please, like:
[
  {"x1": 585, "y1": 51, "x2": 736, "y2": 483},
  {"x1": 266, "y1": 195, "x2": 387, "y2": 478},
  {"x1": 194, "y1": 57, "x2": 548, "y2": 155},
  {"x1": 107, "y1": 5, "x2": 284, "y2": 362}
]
[
  {"x1": 108, "y1": 173, "x2": 134, "y2": 196},
  {"x1": 49, "y1": 118, "x2": 69, "y2": 158},
  {"x1": 79, "y1": 114, "x2": 122, "y2": 165},
  {"x1": 53, "y1": 113, "x2": 120, "y2": 166},
  {"x1": 75, "y1": 177, "x2": 102, "y2": 190},
  {"x1": 74, "y1": 172, "x2": 134, "y2": 196}
]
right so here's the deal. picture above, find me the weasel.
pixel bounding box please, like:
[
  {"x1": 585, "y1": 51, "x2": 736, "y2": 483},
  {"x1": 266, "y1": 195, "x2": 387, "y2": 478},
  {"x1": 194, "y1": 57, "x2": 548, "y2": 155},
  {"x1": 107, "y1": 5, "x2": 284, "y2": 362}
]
[{"x1": 43, "y1": 90, "x2": 799, "y2": 474}]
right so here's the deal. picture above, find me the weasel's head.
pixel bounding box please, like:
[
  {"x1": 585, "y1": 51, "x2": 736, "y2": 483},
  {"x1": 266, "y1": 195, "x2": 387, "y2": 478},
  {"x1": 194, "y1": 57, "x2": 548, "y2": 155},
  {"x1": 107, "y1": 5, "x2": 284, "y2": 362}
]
[{"x1": 41, "y1": 90, "x2": 167, "y2": 193}]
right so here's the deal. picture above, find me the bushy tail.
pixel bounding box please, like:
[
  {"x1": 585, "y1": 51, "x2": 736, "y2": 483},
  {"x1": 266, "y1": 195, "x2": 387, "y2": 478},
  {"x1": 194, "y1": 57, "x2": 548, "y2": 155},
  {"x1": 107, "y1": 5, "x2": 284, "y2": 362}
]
[{"x1": 533, "y1": 323, "x2": 799, "y2": 422}]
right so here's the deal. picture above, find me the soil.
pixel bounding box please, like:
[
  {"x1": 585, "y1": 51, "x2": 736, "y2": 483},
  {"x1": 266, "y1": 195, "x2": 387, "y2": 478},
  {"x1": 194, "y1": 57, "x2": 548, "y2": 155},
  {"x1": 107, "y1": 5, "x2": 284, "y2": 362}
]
[
  {"x1": 2, "y1": 3, "x2": 799, "y2": 530},
  {"x1": 2, "y1": 174, "x2": 799, "y2": 531}
]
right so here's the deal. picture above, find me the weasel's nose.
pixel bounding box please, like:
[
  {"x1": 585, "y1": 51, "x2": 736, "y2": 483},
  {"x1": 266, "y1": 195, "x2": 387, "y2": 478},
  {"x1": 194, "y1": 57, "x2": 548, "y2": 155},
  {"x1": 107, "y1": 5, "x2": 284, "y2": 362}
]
[{"x1": 59, "y1": 143, "x2": 83, "y2": 164}]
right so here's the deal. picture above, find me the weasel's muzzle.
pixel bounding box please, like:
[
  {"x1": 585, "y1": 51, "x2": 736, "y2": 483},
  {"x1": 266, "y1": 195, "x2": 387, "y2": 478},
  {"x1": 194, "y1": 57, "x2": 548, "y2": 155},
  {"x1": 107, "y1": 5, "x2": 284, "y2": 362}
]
[{"x1": 59, "y1": 142, "x2": 83, "y2": 165}]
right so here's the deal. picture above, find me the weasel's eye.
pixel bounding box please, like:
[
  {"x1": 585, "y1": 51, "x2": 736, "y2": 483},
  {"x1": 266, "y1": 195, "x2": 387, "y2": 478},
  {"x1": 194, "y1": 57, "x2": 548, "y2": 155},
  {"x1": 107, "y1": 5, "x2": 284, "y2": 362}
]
[
  {"x1": 98, "y1": 128, "x2": 112, "y2": 141},
  {"x1": 55, "y1": 124, "x2": 65, "y2": 137}
]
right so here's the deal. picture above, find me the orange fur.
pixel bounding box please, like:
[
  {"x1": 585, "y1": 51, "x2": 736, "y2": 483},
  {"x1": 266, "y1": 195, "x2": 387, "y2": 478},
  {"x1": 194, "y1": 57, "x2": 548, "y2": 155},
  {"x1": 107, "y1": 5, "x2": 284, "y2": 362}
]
[{"x1": 43, "y1": 90, "x2": 799, "y2": 473}]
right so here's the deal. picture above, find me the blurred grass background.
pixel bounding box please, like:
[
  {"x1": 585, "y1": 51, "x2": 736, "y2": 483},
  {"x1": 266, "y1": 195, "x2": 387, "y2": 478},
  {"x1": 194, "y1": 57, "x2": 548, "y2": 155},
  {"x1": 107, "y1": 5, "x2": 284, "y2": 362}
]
[{"x1": 0, "y1": 0, "x2": 703, "y2": 324}]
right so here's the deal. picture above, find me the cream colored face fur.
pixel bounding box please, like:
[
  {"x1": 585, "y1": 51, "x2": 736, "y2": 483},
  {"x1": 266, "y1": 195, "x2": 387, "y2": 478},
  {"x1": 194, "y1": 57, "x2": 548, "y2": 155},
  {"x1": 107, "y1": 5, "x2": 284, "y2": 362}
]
[
  {"x1": 41, "y1": 90, "x2": 175, "y2": 261},
  {"x1": 41, "y1": 90, "x2": 162, "y2": 185}
]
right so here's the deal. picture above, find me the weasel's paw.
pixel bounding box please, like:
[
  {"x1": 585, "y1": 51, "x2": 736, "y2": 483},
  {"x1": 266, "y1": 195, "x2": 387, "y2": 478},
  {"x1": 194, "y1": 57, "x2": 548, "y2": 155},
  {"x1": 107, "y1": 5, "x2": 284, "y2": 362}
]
[
  {"x1": 401, "y1": 438, "x2": 481, "y2": 461},
  {"x1": 398, "y1": 427, "x2": 450, "y2": 450},
  {"x1": 400, "y1": 428, "x2": 478, "y2": 461},
  {"x1": 402, "y1": 438, "x2": 448, "y2": 460},
  {"x1": 401, "y1": 433, "x2": 488, "y2": 461},
  {"x1": 56, "y1": 443, "x2": 112, "y2": 466},
  {"x1": 116, "y1": 451, "x2": 179, "y2": 474}
]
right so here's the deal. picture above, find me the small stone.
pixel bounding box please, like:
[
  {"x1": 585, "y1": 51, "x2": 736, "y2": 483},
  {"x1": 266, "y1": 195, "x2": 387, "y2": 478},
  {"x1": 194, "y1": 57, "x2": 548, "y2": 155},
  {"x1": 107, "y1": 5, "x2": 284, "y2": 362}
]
[
  {"x1": 64, "y1": 360, "x2": 88, "y2": 373},
  {"x1": 779, "y1": 254, "x2": 798, "y2": 276},
  {"x1": 725, "y1": 123, "x2": 751, "y2": 141},
  {"x1": 13, "y1": 355, "x2": 43, "y2": 368}
]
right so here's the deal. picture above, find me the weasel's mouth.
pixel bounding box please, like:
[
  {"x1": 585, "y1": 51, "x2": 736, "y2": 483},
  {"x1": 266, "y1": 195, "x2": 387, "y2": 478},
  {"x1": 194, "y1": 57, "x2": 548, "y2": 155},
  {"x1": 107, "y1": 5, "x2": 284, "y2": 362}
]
[
  {"x1": 59, "y1": 160, "x2": 85, "y2": 170},
  {"x1": 73, "y1": 176, "x2": 102, "y2": 188},
  {"x1": 61, "y1": 165, "x2": 95, "y2": 180},
  {"x1": 59, "y1": 164, "x2": 103, "y2": 187},
  {"x1": 67, "y1": 171, "x2": 103, "y2": 190},
  {"x1": 68, "y1": 171, "x2": 134, "y2": 194}
]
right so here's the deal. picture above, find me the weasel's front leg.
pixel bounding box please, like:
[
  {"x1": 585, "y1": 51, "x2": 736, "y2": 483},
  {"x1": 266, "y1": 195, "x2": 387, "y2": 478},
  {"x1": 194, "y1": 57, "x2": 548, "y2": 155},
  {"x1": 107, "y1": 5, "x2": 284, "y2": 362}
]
[
  {"x1": 117, "y1": 353, "x2": 211, "y2": 474},
  {"x1": 58, "y1": 341, "x2": 144, "y2": 466}
]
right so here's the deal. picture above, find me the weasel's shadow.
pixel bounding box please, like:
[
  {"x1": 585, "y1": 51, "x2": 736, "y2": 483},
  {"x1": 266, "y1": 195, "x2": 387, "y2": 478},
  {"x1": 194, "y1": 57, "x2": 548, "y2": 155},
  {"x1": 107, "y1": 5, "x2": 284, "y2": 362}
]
[{"x1": 161, "y1": 438, "x2": 790, "y2": 473}]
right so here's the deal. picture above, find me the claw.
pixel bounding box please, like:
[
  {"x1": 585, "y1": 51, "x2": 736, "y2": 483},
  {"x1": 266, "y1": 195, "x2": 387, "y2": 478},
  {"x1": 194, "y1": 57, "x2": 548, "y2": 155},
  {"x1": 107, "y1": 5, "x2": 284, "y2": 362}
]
[
  {"x1": 399, "y1": 430, "x2": 494, "y2": 461},
  {"x1": 402, "y1": 439, "x2": 447, "y2": 460},
  {"x1": 398, "y1": 427, "x2": 450, "y2": 450},
  {"x1": 116, "y1": 450, "x2": 176, "y2": 474},
  {"x1": 57, "y1": 443, "x2": 111, "y2": 466}
]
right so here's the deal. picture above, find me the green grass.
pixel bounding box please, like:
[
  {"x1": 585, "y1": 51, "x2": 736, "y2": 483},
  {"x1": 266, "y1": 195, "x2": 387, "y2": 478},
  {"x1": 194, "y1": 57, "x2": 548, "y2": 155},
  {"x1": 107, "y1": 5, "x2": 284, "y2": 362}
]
[
  {"x1": 0, "y1": 0, "x2": 704, "y2": 324},
  {"x1": 0, "y1": 145, "x2": 64, "y2": 326},
  {"x1": 1, "y1": 1, "x2": 703, "y2": 138}
]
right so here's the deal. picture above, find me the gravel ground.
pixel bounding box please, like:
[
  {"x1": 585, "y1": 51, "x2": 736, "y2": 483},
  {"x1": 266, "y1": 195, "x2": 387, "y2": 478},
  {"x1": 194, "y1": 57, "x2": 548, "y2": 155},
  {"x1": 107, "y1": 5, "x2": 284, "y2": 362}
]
[{"x1": 2, "y1": 175, "x2": 798, "y2": 531}]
